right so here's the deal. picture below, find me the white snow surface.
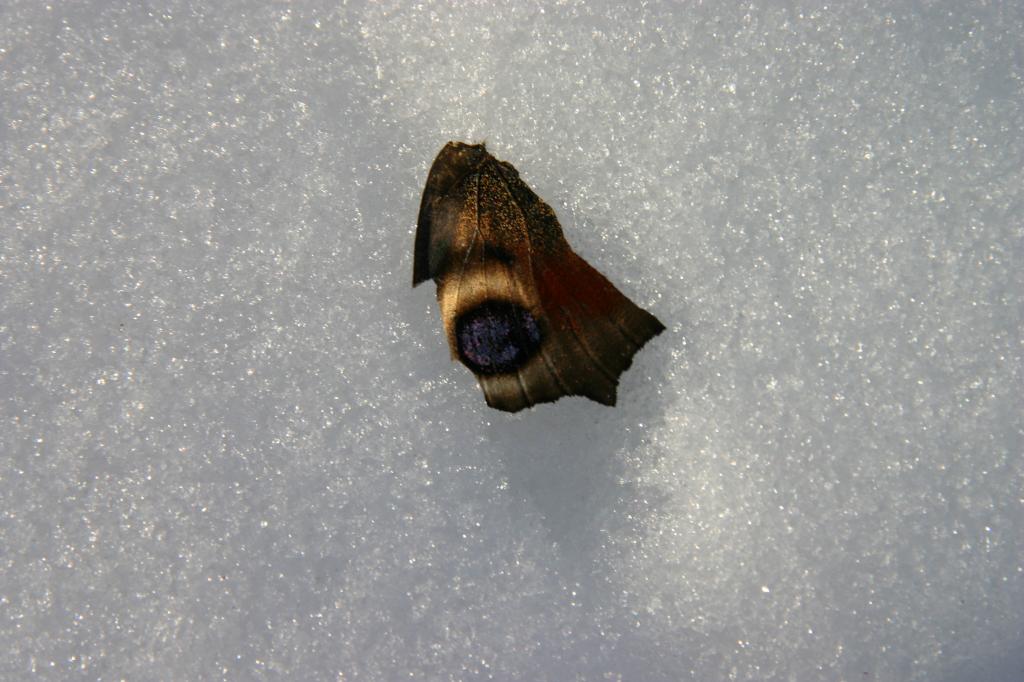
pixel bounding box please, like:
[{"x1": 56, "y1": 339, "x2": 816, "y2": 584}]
[{"x1": 2, "y1": 2, "x2": 1023, "y2": 680}]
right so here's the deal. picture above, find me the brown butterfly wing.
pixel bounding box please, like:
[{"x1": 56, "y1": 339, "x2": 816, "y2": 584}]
[{"x1": 414, "y1": 142, "x2": 664, "y2": 412}]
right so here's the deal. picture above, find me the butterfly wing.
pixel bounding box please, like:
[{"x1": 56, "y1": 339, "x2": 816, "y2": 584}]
[{"x1": 415, "y1": 142, "x2": 664, "y2": 412}]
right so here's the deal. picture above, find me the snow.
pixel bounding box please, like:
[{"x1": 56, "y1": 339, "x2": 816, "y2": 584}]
[{"x1": 2, "y1": 1, "x2": 1022, "y2": 680}]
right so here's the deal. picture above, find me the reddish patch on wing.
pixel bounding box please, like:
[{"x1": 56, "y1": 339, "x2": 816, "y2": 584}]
[{"x1": 533, "y1": 251, "x2": 626, "y2": 327}]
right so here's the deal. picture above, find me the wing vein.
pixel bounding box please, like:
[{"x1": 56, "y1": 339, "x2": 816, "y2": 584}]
[{"x1": 559, "y1": 304, "x2": 618, "y2": 385}]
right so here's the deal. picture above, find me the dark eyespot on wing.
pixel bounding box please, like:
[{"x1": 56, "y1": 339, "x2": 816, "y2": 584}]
[{"x1": 455, "y1": 300, "x2": 542, "y2": 375}]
